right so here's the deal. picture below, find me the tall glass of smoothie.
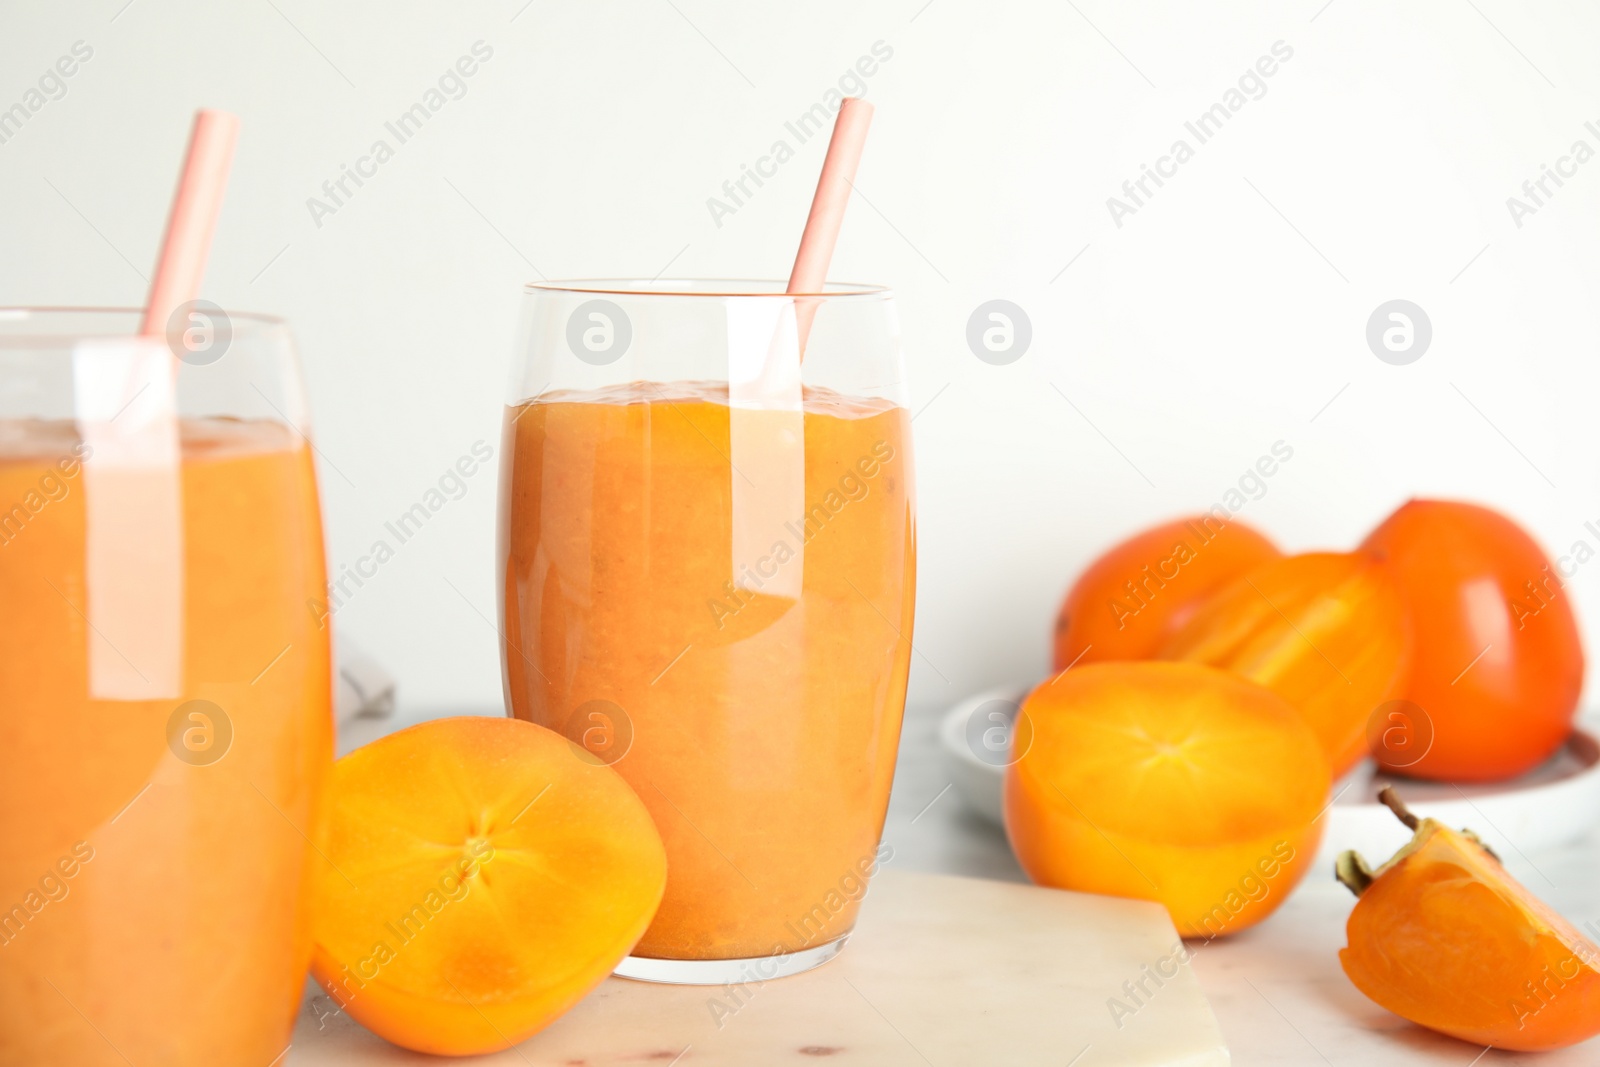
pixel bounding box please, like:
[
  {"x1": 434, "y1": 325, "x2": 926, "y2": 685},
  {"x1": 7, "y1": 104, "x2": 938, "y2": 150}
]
[
  {"x1": 499, "y1": 280, "x2": 914, "y2": 983},
  {"x1": 0, "y1": 308, "x2": 332, "y2": 1064}
]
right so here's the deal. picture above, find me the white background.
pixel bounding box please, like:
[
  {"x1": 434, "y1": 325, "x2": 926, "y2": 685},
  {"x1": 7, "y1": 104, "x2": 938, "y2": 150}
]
[{"x1": 3, "y1": 0, "x2": 1598, "y2": 712}]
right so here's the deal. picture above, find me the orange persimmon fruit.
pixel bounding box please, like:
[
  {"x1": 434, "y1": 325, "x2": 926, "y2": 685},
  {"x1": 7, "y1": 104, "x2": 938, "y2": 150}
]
[
  {"x1": 309, "y1": 716, "x2": 667, "y2": 1056},
  {"x1": 1052, "y1": 516, "x2": 1280, "y2": 669},
  {"x1": 1338, "y1": 788, "x2": 1600, "y2": 1051},
  {"x1": 1004, "y1": 662, "x2": 1329, "y2": 938},
  {"x1": 1158, "y1": 551, "x2": 1411, "y2": 777},
  {"x1": 1361, "y1": 499, "x2": 1584, "y2": 781}
]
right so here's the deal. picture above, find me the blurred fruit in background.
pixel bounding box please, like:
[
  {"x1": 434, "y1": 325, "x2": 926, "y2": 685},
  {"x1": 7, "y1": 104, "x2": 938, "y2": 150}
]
[
  {"x1": 1159, "y1": 551, "x2": 1411, "y2": 777},
  {"x1": 1004, "y1": 661, "x2": 1329, "y2": 938},
  {"x1": 1052, "y1": 517, "x2": 1280, "y2": 670},
  {"x1": 1361, "y1": 500, "x2": 1585, "y2": 781}
]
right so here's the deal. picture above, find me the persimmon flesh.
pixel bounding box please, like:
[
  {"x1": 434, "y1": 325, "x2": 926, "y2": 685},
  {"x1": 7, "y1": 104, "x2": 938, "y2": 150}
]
[
  {"x1": 1158, "y1": 551, "x2": 1410, "y2": 776},
  {"x1": 1053, "y1": 516, "x2": 1280, "y2": 669},
  {"x1": 1338, "y1": 790, "x2": 1600, "y2": 1051},
  {"x1": 309, "y1": 716, "x2": 667, "y2": 1056},
  {"x1": 1004, "y1": 662, "x2": 1328, "y2": 938}
]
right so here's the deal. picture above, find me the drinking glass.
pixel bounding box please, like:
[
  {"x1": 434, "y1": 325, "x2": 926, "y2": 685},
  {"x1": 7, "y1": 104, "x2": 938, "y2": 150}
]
[
  {"x1": 0, "y1": 308, "x2": 332, "y2": 1065},
  {"x1": 498, "y1": 280, "x2": 915, "y2": 983}
]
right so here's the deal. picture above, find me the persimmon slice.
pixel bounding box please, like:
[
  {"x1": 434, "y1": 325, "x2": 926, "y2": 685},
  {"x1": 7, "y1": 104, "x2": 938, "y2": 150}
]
[
  {"x1": 1159, "y1": 551, "x2": 1411, "y2": 776},
  {"x1": 1338, "y1": 788, "x2": 1600, "y2": 1052},
  {"x1": 309, "y1": 716, "x2": 667, "y2": 1056}
]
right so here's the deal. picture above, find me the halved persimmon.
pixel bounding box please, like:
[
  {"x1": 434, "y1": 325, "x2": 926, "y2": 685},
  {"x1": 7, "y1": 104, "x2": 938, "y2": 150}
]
[
  {"x1": 1004, "y1": 662, "x2": 1329, "y2": 938},
  {"x1": 1338, "y1": 789, "x2": 1600, "y2": 1051},
  {"x1": 309, "y1": 716, "x2": 667, "y2": 1056},
  {"x1": 1158, "y1": 551, "x2": 1410, "y2": 776},
  {"x1": 1361, "y1": 499, "x2": 1584, "y2": 781},
  {"x1": 1052, "y1": 516, "x2": 1280, "y2": 669}
]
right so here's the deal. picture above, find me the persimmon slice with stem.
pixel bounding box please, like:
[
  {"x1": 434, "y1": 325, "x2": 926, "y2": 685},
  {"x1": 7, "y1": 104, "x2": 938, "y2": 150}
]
[{"x1": 1337, "y1": 788, "x2": 1600, "y2": 1052}]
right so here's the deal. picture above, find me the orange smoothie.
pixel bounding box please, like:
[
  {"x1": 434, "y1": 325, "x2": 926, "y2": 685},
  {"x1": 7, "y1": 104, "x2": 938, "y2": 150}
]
[
  {"x1": 0, "y1": 418, "x2": 332, "y2": 1066},
  {"x1": 499, "y1": 381, "x2": 915, "y2": 961}
]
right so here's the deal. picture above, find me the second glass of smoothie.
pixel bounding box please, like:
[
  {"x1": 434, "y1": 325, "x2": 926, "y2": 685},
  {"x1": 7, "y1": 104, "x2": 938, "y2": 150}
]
[
  {"x1": 498, "y1": 280, "x2": 915, "y2": 983},
  {"x1": 0, "y1": 309, "x2": 332, "y2": 1064}
]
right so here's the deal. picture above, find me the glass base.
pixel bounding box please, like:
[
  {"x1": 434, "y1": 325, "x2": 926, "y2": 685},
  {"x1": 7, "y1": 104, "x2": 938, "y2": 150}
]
[{"x1": 614, "y1": 936, "x2": 849, "y2": 985}]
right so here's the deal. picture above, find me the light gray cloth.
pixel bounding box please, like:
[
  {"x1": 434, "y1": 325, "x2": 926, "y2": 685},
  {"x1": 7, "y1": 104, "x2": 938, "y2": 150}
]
[{"x1": 335, "y1": 634, "x2": 395, "y2": 725}]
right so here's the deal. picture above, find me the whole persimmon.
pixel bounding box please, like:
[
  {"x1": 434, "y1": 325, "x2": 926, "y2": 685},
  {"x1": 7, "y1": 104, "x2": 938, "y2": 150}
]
[
  {"x1": 1159, "y1": 551, "x2": 1411, "y2": 777},
  {"x1": 1004, "y1": 662, "x2": 1329, "y2": 938},
  {"x1": 1361, "y1": 500, "x2": 1585, "y2": 781},
  {"x1": 309, "y1": 716, "x2": 667, "y2": 1056},
  {"x1": 1052, "y1": 516, "x2": 1280, "y2": 669}
]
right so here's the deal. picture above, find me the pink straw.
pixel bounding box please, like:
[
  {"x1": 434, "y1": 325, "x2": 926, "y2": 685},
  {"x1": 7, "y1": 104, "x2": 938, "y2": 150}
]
[
  {"x1": 787, "y1": 97, "x2": 873, "y2": 349},
  {"x1": 139, "y1": 109, "x2": 240, "y2": 337}
]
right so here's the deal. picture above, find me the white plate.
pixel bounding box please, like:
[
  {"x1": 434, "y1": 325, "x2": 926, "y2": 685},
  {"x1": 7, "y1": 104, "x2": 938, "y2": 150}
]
[{"x1": 937, "y1": 686, "x2": 1600, "y2": 870}]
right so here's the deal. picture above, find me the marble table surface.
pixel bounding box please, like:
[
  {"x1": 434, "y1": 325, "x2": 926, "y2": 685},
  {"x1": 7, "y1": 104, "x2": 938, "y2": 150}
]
[
  {"x1": 292, "y1": 866, "x2": 1230, "y2": 1066},
  {"x1": 318, "y1": 701, "x2": 1600, "y2": 1066}
]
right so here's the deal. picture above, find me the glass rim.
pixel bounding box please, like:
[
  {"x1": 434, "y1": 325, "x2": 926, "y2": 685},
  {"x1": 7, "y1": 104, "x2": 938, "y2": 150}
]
[
  {"x1": 524, "y1": 279, "x2": 891, "y2": 299},
  {"x1": 0, "y1": 306, "x2": 287, "y2": 344}
]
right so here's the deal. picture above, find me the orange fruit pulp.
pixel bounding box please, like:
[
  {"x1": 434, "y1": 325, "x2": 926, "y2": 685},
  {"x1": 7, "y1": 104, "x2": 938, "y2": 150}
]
[
  {"x1": 1005, "y1": 661, "x2": 1329, "y2": 938},
  {"x1": 1159, "y1": 551, "x2": 1411, "y2": 776},
  {"x1": 309, "y1": 715, "x2": 666, "y2": 1056},
  {"x1": 1338, "y1": 790, "x2": 1600, "y2": 1051}
]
